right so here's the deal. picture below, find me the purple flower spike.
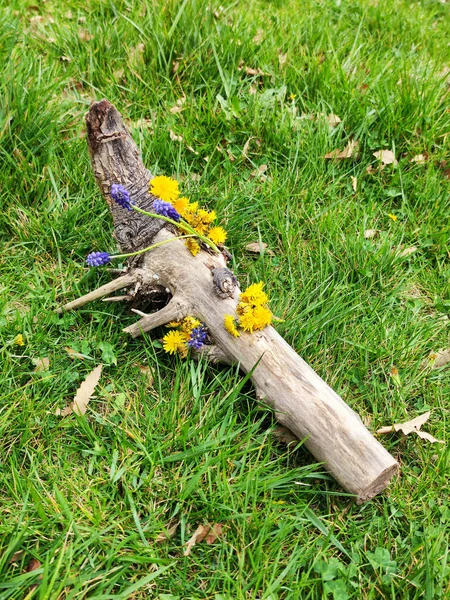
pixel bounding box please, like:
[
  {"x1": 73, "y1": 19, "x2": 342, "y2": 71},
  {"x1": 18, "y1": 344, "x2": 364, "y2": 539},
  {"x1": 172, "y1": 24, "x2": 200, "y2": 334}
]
[
  {"x1": 86, "y1": 252, "x2": 111, "y2": 267},
  {"x1": 111, "y1": 183, "x2": 133, "y2": 210},
  {"x1": 152, "y1": 199, "x2": 181, "y2": 222},
  {"x1": 188, "y1": 325, "x2": 208, "y2": 350}
]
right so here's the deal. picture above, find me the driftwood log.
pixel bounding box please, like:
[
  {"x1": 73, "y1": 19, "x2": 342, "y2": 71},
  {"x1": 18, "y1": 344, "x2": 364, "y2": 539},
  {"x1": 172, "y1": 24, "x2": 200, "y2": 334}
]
[{"x1": 60, "y1": 99, "x2": 398, "y2": 503}]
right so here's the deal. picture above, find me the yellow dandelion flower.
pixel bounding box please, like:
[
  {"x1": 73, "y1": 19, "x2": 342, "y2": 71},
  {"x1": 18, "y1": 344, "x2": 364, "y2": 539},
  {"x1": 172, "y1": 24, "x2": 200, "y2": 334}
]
[
  {"x1": 163, "y1": 330, "x2": 187, "y2": 355},
  {"x1": 180, "y1": 316, "x2": 201, "y2": 335},
  {"x1": 208, "y1": 226, "x2": 227, "y2": 245},
  {"x1": 238, "y1": 310, "x2": 258, "y2": 333},
  {"x1": 197, "y1": 209, "x2": 216, "y2": 224},
  {"x1": 224, "y1": 315, "x2": 240, "y2": 337},
  {"x1": 167, "y1": 320, "x2": 182, "y2": 328},
  {"x1": 240, "y1": 282, "x2": 268, "y2": 306},
  {"x1": 194, "y1": 222, "x2": 210, "y2": 236},
  {"x1": 388, "y1": 213, "x2": 397, "y2": 222},
  {"x1": 14, "y1": 334, "x2": 25, "y2": 346},
  {"x1": 185, "y1": 201, "x2": 199, "y2": 213},
  {"x1": 150, "y1": 175, "x2": 180, "y2": 202},
  {"x1": 171, "y1": 196, "x2": 189, "y2": 215},
  {"x1": 185, "y1": 238, "x2": 201, "y2": 256},
  {"x1": 236, "y1": 301, "x2": 251, "y2": 316},
  {"x1": 252, "y1": 305, "x2": 272, "y2": 330}
]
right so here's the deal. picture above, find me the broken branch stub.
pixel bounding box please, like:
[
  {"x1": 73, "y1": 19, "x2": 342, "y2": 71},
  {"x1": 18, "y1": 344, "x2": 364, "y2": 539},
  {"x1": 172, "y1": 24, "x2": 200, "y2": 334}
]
[{"x1": 62, "y1": 99, "x2": 398, "y2": 503}]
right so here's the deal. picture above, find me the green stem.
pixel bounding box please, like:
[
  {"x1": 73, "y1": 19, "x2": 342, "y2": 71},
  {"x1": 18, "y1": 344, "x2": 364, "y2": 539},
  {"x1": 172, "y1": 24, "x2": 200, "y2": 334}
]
[
  {"x1": 111, "y1": 235, "x2": 192, "y2": 261},
  {"x1": 131, "y1": 205, "x2": 220, "y2": 253}
]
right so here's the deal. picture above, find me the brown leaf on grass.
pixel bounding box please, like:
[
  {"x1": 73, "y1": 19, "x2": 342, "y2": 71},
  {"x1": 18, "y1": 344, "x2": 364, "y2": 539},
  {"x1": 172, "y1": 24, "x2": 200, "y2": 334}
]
[
  {"x1": 410, "y1": 154, "x2": 427, "y2": 164},
  {"x1": 351, "y1": 176, "x2": 357, "y2": 192},
  {"x1": 250, "y1": 164, "x2": 268, "y2": 179},
  {"x1": 183, "y1": 524, "x2": 224, "y2": 555},
  {"x1": 56, "y1": 365, "x2": 102, "y2": 417},
  {"x1": 155, "y1": 521, "x2": 180, "y2": 543},
  {"x1": 78, "y1": 29, "x2": 92, "y2": 42},
  {"x1": 169, "y1": 130, "x2": 183, "y2": 142},
  {"x1": 29, "y1": 15, "x2": 44, "y2": 26},
  {"x1": 138, "y1": 365, "x2": 154, "y2": 388},
  {"x1": 377, "y1": 411, "x2": 444, "y2": 444},
  {"x1": 65, "y1": 347, "x2": 85, "y2": 360},
  {"x1": 399, "y1": 246, "x2": 418, "y2": 257},
  {"x1": 244, "y1": 66, "x2": 266, "y2": 77},
  {"x1": 9, "y1": 551, "x2": 24, "y2": 564},
  {"x1": 428, "y1": 349, "x2": 450, "y2": 369},
  {"x1": 183, "y1": 525, "x2": 210, "y2": 556},
  {"x1": 325, "y1": 114, "x2": 342, "y2": 128},
  {"x1": 128, "y1": 43, "x2": 145, "y2": 70},
  {"x1": 245, "y1": 241, "x2": 274, "y2": 256},
  {"x1": 242, "y1": 136, "x2": 260, "y2": 160},
  {"x1": 273, "y1": 425, "x2": 298, "y2": 447},
  {"x1": 205, "y1": 524, "x2": 223, "y2": 544},
  {"x1": 26, "y1": 559, "x2": 41, "y2": 572},
  {"x1": 324, "y1": 139, "x2": 359, "y2": 160},
  {"x1": 170, "y1": 96, "x2": 186, "y2": 114},
  {"x1": 278, "y1": 52, "x2": 287, "y2": 68},
  {"x1": 364, "y1": 229, "x2": 378, "y2": 239},
  {"x1": 252, "y1": 29, "x2": 264, "y2": 44},
  {"x1": 33, "y1": 357, "x2": 50, "y2": 372},
  {"x1": 373, "y1": 149, "x2": 398, "y2": 166}
]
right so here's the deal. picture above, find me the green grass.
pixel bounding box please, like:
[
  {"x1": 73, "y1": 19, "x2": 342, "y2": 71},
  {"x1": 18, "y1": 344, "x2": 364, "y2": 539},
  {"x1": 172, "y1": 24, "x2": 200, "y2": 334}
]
[{"x1": 1, "y1": 0, "x2": 449, "y2": 598}]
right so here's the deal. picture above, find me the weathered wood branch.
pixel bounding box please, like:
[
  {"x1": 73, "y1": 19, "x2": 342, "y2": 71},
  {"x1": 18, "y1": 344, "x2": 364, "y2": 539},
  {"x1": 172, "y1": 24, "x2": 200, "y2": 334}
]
[{"x1": 61, "y1": 99, "x2": 399, "y2": 503}]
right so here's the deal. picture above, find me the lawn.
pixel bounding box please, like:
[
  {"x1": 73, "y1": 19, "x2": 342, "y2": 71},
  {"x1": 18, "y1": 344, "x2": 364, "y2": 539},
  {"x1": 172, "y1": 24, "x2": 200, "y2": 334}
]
[{"x1": 0, "y1": 0, "x2": 449, "y2": 598}]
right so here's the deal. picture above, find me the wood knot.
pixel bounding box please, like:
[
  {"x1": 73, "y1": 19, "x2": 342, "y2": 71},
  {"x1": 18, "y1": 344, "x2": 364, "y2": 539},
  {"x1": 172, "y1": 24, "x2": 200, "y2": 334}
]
[{"x1": 211, "y1": 267, "x2": 238, "y2": 299}]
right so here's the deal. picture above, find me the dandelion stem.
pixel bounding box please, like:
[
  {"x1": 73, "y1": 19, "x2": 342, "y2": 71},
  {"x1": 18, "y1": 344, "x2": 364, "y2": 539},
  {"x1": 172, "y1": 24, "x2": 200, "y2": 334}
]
[{"x1": 131, "y1": 205, "x2": 220, "y2": 253}]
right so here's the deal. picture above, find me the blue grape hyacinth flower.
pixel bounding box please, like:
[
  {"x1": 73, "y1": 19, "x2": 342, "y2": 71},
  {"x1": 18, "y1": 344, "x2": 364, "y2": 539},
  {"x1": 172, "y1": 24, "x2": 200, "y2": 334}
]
[
  {"x1": 152, "y1": 199, "x2": 181, "y2": 222},
  {"x1": 187, "y1": 325, "x2": 208, "y2": 350},
  {"x1": 86, "y1": 252, "x2": 111, "y2": 267},
  {"x1": 111, "y1": 183, "x2": 133, "y2": 210}
]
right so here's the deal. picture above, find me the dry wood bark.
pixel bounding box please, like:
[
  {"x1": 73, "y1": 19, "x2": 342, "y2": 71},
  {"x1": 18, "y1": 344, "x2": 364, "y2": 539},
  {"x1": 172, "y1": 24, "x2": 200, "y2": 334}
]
[{"x1": 61, "y1": 99, "x2": 399, "y2": 503}]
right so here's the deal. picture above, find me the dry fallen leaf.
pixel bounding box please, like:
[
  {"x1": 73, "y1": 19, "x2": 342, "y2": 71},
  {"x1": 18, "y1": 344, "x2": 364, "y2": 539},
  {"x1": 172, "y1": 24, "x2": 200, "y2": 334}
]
[
  {"x1": 9, "y1": 551, "x2": 24, "y2": 564},
  {"x1": 245, "y1": 241, "x2": 274, "y2": 256},
  {"x1": 205, "y1": 523, "x2": 223, "y2": 544},
  {"x1": 169, "y1": 130, "x2": 183, "y2": 142},
  {"x1": 65, "y1": 347, "x2": 85, "y2": 360},
  {"x1": 242, "y1": 136, "x2": 259, "y2": 160},
  {"x1": 26, "y1": 559, "x2": 41, "y2": 572},
  {"x1": 429, "y1": 349, "x2": 450, "y2": 369},
  {"x1": 170, "y1": 96, "x2": 186, "y2": 114},
  {"x1": 128, "y1": 43, "x2": 145, "y2": 68},
  {"x1": 183, "y1": 525, "x2": 210, "y2": 556},
  {"x1": 138, "y1": 364, "x2": 154, "y2": 388},
  {"x1": 244, "y1": 66, "x2": 266, "y2": 77},
  {"x1": 377, "y1": 411, "x2": 444, "y2": 444},
  {"x1": 56, "y1": 365, "x2": 102, "y2": 417},
  {"x1": 252, "y1": 29, "x2": 264, "y2": 44},
  {"x1": 410, "y1": 154, "x2": 427, "y2": 164},
  {"x1": 33, "y1": 357, "x2": 50, "y2": 373},
  {"x1": 183, "y1": 524, "x2": 223, "y2": 555},
  {"x1": 272, "y1": 425, "x2": 298, "y2": 447},
  {"x1": 373, "y1": 149, "x2": 398, "y2": 166},
  {"x1": 351, "y1": 176, "x2": 357, "y2": 192},
  {"x1": 324, "y1": 139, "x2": 359, "y2": 160},
  {"x1": 155, "y1": 521, "x2": 180, "y2": 543},
  {"x1": 364, "y1": 229, "x2": 378, "y2": 239},
  {"x1": 325, "y1": 114, "x2": 342, "y2": 128},
  {"x1": 278, "y1": 52, "x2": 287, "y2": 68},
  {"x1": 78, "y1": 28, "x2": 92, "y2": 42},
  {"x1": 399, "y1": 246, "x2": 418, "y2": 257},
  {"x1": 250, "y1": 164, "x2": 268, "y2": 179}
]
